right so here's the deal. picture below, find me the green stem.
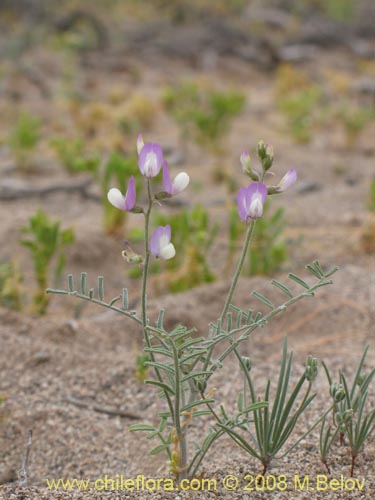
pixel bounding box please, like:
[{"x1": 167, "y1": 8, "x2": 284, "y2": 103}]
[
  {"x1": 140, "y1": 179, "x2": 175, "y2": 421},
  {"x1": 141, "y1": 180, "x2": 152, "y2": 328},
  {"x1": 220, "y1": 221, "x2": 256, "y2": 322},
  {"x1": 171, "y1": 341, "x2": 188, "y2": 482},
  {"x1": 203, "y1": 221, "x2": 256, "y2": 372}
]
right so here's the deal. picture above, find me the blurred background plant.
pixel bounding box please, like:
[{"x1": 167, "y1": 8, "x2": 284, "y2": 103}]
[
  {"x1": 0, "y1": 260, "x2": 24, "y2": 311},
  {"x1": 163, "y1": 81, "x2": 245, "y2": 154},
  {"x1": 9, "y1": 112, "x2": 41, "y2": 171},
  {"x1": 50, "y1": 136, "x2": 101, "y2": 175},
  {"x1": 20, "y1": 210, "x2": 75, "y2": 315},
  {"x1": 369, "y1": 179, "x2": 375, "y2": 213},
  {"x1": 275, "y1": 65, "x2": 323, "y2": 144},
  {"x1": 134, "y1": 353, "x2": 151, "y2": 384},
  {"x1": 360, "y1": 178, "x2": 375, "y2": 254},
  {"x1": 118, "y1": 94, "x2": 156, "y2": 135},
  {"x1": 336, "y1": 105, "x2": 374, "y2": 149}
]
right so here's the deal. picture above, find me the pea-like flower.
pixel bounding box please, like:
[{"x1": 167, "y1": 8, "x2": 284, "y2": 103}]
[
  {"x1": 137, "y1": 134, "x2": 163, "y2": 178},
  {"x1": 237, "y1": 182, "x2": 268, "y2": 221},
  {"x1": 268, "y1": 168, "x2": 297, "y2": 195},
  {"x1": 149, "y1": 225, "x2": 176, "y2": 260},
  {"x1": 275, "y1": 168, "x2": 297, "y2": 193},
  {"x1": 162, "y1": 161, "x2": 190, "y2": 196},
  {"x1": 107, "y1": 176, "x2": 136, "y2": 211}
]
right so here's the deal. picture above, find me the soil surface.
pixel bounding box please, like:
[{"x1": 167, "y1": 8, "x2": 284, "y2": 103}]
[{"x1": 0, "y1": 2, "x2": 374, "y2": 499}]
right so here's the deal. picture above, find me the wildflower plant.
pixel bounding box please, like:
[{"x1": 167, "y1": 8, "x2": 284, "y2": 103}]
[
  {"x1": 320, "y1": 347, "x2": 375, "y2": 476},
  {"x1": 21, "y1": 210, "x2": 75, "y2": 315},
  {"x1": 0, "y1": 260, "x2": 23, "y2": 311},
  {"x1": 47, "y1": 135, "x2": 338, "y2": 481},
  {"x1": 10, "y1": 112, "x2": 41, "y2": 171},
  {"x1": 209, "y1": 338, "x2": 320, "y2": 475}
]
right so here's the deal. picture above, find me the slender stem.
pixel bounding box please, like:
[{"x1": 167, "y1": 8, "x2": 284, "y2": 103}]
[
  {"x1": 171, "y1": 341, "x2": 188, "y2": 481},
  {"x1": 203, "y1": 221, "x2": 256, "y2": 372},
  {"x1": 219, "y1": 221, "x2": 256, "y2": 322},
  {"x1": 140, "y1": 179, "x2": 174, "y2": 420},
  {"x1": 141, "y1": 179, "x2": 153, "y2": 328}
]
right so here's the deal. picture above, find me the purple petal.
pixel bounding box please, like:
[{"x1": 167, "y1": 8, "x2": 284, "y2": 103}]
[
  {"x1": 149, "y1": 226, "x2": 163, "y2": 256},
  {"x1": 124, "y1": 176, "x2": 136, "y2": 210},
  {"x1": 237, "y1": 182, "x2": 268, "y2": 221},
  {"x1": 247, "y1": 182, "x2": 268, "y2": 204},
  {"x1": 162, "y1": 161, "x2": 172, "y2": 194},
  {"x1": 138, "y1": 142, "x2": 163, "y2": 178},
  {"x1": 277, "y1": 168, "x2": 297, "y2": 192},
  {"x1": 237, "y1": 187, "x2": 249, "y2": 221}
]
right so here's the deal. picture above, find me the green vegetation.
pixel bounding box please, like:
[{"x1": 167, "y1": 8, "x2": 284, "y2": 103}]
[
  {"x1": 20, "y1": 210, "x2": 75, "y2": 315},
  {"x1": 163, "y1": 81, "x2": 245, "y2": 152},
  {"x1": 51, "y1": 137, "x2": 101, "y2": 175},
  {"x1": 10, "y1": 112, "x2": 41, "y2": 170},
  {"x1": 0, "y1": 260, "x2": 23, "y2": 311},
  {"x1": 321, "y1": 347, "x2": 375, "y2": 475},
  {"x1": 337, "y1": 106, "x2": 374, "y2": 148},
  {"x1": 135, "y1": 354, "x2": 151, "y2": 383},
  {"x1": 369, "y1": 179, "x2": 375, "y2": 213},
  {"x1": 275, "y1": 65, "x2": 322, "y2": 144}
]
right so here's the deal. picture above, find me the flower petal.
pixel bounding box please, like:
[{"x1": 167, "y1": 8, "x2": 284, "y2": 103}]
[
  {"x1": 124, "y1": 176, "x2": 136, "y2": 210},
  {"x1": 248, "y1": 195, "x2": 264, "y2": 218},
  {"x1": 172, "y1": 172, "x2": 189, "y2": 195},
  {"x1": 247, "y1": 182, "x2": 268, "y2": 204},
  {"x1": 237, "y1": 182, "x2": 268, "y2": 221},
  {"x1": 237, "y1": 186, "x2": 249, "y2": 221},
  {"x1": 162, "y1": 161, "x2": 172, "y2": 194},
  {"x1": 277, "y1": 168, "x2": 297, "y2": 192},
  {"x1": 159, "y1": 242, "x2": 176, "y2": 260},
  {"x1": 107, "y1": 188, "x2": 126, "y2": 211},
  {"x1": 149, "y1": 226, "x2": 163, "y2": 257},
  {"x1": 139, "y1": 143, "x2": 163, "y2": 178}
]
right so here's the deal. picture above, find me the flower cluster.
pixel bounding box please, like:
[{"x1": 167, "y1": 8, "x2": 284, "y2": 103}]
[
  {"x1": 107, "y1": 135, "x2": 189, "y2": 260},
  {"x1": 108, "y1": 136, "x2": 297, "y2": 260},
  {"x1": 238, "y1": 141, "x2": 297, "y2": 222}
]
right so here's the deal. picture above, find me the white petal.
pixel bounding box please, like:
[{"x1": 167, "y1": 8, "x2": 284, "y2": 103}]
[
  {"x1": 249, "y1": 197, "x2": 263, "y2": 218},
  {"x1": 159, "y1": 243, "x2": 176, "y2": 260},
  {"x1": 107, "y1": 188, "x2": 125, "y2": 210},
  {"x1": 144, "y1": 152, "x2": 158, "y2": 177},
  {"x1": 172, "y1": 172, "x2": 190, "y2": 194}
]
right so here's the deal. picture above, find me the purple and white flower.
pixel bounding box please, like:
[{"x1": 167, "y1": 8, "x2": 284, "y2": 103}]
[
  {"x1": 137, "y1": 134, "x2": 163, "y2": 178},
  {"x1": 149, "y1": 225, "x2": 176, "y2": 260},
  {"x1": 237, "y1": 182, "x2": 268, "y2": 221},
  {"x1": 274, "y1": 168, "x2": 297, "y2": 193},
  {"x1": 107, "y1": 176, "x2": 136, "y2": 211},
  {"x1": 162, "y1": 161, "x2": 189, "y2": 196}
]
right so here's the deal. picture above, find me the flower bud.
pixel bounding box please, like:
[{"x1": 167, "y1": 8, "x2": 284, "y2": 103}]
[
  {"x1": 257, "y1": 140, "x2": 267, "y2": 160},
  {"x1": 343, "y1": 409, "x2": 353, "y2": 422},
  {"x1": 196, "y1": 378, "x2": 207, "y2": 393},
  {"x1": 241, "y1": 356, "x2": 252, "y2": 372},
  {"x1": 305, "y1": 355, "x2": 318, "y2": 382}
]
